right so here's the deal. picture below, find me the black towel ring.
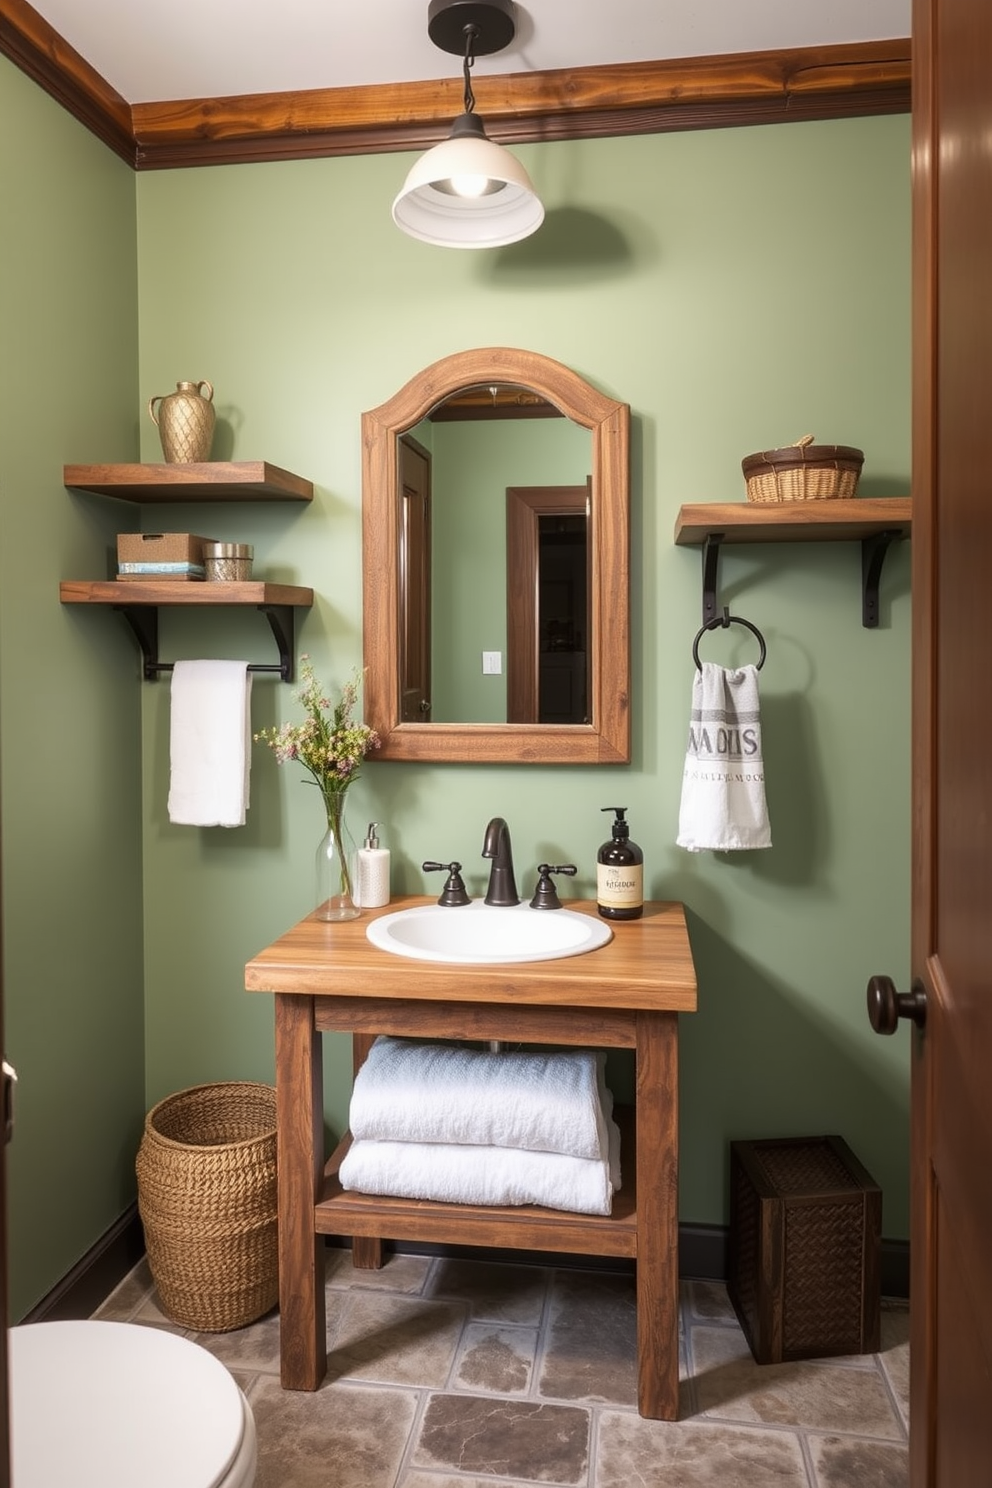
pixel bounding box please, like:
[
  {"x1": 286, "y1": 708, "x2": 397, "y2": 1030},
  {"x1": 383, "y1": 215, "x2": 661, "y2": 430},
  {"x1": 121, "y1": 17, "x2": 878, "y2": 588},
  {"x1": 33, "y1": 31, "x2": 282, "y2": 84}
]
[{"x1": 692, "y1": 607, "x2": 766, "y2": 671}]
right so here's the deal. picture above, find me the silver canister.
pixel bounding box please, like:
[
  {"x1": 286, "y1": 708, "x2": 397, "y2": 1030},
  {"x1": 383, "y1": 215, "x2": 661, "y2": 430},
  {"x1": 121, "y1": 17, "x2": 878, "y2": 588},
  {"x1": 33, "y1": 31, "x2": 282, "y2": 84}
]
[{"x1": 203, "y1": 542, "x2": 254, "y2": 582}]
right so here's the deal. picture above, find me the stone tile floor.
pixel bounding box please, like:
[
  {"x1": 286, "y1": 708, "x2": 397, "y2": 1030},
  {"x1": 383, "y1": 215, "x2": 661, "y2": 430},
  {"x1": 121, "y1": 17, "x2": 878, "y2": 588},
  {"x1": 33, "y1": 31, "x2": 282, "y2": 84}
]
[{"x1": 94, "y1": 1250, "x2": 909, "y2": 1488}]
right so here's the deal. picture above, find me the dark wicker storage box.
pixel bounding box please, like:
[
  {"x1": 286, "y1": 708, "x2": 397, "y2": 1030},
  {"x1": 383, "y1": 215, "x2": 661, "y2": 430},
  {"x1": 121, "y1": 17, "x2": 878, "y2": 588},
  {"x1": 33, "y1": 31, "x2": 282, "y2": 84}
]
[{"x1": 728, "y1": 1135, "x2": 881, "y2": 1364}]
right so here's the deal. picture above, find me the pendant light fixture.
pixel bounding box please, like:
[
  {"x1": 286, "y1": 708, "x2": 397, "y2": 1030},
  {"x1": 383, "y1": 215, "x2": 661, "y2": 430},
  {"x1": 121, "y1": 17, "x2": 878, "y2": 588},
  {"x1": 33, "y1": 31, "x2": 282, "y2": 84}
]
[{"x1": 392, "y1": 0, "x2": 544, "y2": 249}]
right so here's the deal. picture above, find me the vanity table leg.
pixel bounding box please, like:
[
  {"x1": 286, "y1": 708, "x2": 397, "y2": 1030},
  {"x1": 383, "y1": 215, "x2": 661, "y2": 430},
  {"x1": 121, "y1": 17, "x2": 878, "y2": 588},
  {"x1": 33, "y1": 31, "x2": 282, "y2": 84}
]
[
  {"x1": 635, "y1": 1009, "x2": 680, "y2": 1420},
  {"x1": 275, "y1": 993, "x2": 326, "y2": 1390}
]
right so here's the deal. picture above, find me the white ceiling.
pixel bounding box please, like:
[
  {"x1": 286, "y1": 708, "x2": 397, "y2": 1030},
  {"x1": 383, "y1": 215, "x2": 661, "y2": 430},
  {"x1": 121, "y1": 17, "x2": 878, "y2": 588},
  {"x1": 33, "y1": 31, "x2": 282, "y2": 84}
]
[{"x1": 28, "y1": 0, "x2": 910, "y2": 106}]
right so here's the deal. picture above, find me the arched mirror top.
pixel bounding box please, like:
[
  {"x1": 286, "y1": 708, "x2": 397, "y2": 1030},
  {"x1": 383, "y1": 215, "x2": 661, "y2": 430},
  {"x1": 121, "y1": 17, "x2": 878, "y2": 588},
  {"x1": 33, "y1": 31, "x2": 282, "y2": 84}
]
[{"x1": 362, "y1": 347, "x2": 630, "y2": 765}]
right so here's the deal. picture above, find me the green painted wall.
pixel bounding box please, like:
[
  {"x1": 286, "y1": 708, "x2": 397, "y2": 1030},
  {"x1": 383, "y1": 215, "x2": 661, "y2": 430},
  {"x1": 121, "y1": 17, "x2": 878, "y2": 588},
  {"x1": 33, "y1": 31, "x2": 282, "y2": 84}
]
[
  {"x1": 0, "y1": 77, "x2": 912, "y2": 1318},
  {"x1": 0, "y1": 58, "x2": 144, "y2": 1318},
  {"x1": 134, "y1": 116, "x2": 911, "y2": 1237}
]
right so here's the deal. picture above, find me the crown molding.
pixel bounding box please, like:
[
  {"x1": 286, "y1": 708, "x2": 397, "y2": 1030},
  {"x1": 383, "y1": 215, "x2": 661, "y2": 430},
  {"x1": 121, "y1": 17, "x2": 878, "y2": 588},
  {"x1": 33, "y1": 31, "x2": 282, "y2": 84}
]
[
  {"x1": 0, "y1": 4, "x2": 909, "y2": 172},
  {"x1": 0, "y1": 0, "x2": 134, "y2": 162}
]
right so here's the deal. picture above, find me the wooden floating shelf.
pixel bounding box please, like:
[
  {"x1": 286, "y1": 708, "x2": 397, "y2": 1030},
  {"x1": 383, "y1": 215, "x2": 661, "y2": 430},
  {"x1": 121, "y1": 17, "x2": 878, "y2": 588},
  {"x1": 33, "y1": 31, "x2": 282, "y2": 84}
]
[
  {"x1": 674, "y1": 497, "x2": 911, "y2": 545},
  {"x1": 59, "y1": 580, "x2": 313, "y2": 681},
  {"x1": 63, "y1": 460, "x2": 314, "y2": 503},
  {"x1": 674, "y1": 497, "x2": 911, "y2": 628},
  {"x1": 59, "y1": 580, "x2": 313, "y2": 607}
]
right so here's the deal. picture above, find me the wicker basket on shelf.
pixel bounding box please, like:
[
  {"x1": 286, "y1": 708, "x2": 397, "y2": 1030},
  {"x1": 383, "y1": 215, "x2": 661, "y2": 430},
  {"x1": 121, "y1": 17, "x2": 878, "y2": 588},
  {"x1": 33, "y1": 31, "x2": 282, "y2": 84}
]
[
  {"x1": 135, "y1": 1081, "x2": 278, "y2": 1332},
  {"x1": 742, "y1": 434, "x2": 864, "y2": 503}
]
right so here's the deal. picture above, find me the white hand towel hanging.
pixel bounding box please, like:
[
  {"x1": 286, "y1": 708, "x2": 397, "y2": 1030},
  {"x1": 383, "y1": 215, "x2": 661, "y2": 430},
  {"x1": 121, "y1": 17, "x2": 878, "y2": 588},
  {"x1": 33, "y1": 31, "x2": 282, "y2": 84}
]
[
  {"x1": 677, "y1": 662, "x2": 771, "y2": 852},
  {"x1": 168, "y1": 660, "x2": 252, "y2": 827}
]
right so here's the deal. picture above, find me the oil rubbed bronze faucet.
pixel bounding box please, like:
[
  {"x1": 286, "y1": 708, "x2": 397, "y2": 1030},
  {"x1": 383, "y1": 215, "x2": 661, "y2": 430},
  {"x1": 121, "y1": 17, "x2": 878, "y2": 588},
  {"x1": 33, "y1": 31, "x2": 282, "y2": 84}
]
[{"x1": 482, "y1": 817, "x2": 520, "y2": 906}]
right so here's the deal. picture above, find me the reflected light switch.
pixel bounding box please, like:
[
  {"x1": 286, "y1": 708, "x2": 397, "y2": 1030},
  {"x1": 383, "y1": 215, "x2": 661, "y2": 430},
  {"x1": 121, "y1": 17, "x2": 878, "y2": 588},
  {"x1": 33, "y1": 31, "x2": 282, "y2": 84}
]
[{"x1": 482, "y1": 651, "x2": 503, "y2": 675}]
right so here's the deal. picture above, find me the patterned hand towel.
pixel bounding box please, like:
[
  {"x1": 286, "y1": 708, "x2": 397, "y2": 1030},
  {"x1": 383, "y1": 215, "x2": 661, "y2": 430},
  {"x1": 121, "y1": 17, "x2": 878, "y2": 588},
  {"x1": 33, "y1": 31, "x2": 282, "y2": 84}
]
[{"x1": 676, "y1": 662, "x2": 771, "y2": 852}]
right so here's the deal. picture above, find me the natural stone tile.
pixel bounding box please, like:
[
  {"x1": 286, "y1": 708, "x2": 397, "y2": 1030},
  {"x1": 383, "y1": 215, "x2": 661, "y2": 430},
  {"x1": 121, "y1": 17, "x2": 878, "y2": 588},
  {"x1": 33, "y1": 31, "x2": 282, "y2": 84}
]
[
  {"x1": 426, "y1": 1257, "x2": 548, "y2": 1324},
  {"x1": 250, "y1": 1376, "x2": 417, "y2": 1488},
  {"x1": 539, "y1": 1270, "x2": 637, "y2": 1406},
  {"x1": 878, "y1": 1308, "x2": 910, "y2": 1424},
  {"x1": 411, "y1": 1393, "x2": 590, "y2": 1484},
  {"x1": 325, "y1": 1245, "x2": 432, "y2": 1295},
  {"x1": 189, "y1": 1307, "x2": 282, "y2": 1373},
  {"x1": 91, "y1": 1259, "x2": 156, "y2": 1320},
  {"x1": 809, "y1": 1433, "x2": 909, "y2": 1487},
  {"x1": 326, "y1": 1290, "x2": 466, "y2": 1387},
  {"x1": 402, "y1": 1475, "x2": 521, "y2": 1488},
  {"x1": 596, "y1": 1408, "x2": 810, "y2": 1487},
  {"x1": 682, "y1": 1279, "x2": 739, "y2": 1325},
  {"x1": 452, "y1": 1323, "x2": 537, "y2": 1394},
  {"x1": 691, "y1": 1326, "x2": 902, "y2": 1437}
]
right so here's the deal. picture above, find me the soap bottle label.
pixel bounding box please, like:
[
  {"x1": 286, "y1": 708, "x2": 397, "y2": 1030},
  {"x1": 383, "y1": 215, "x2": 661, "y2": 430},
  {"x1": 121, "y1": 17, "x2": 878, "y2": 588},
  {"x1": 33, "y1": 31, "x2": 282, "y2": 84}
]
[{"x1": 597, "y1": 862, "x2": 643, "y2": 910}]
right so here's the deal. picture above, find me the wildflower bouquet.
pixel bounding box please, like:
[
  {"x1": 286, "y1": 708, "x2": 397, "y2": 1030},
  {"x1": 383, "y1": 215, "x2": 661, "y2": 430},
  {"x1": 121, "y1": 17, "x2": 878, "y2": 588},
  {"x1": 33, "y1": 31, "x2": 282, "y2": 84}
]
[
  {"x1": 254, "y1": 656, "x2": 379, "y2": 813},
  {"x1": 255, "y1": 658, "x2": 380, "y2": 917}
]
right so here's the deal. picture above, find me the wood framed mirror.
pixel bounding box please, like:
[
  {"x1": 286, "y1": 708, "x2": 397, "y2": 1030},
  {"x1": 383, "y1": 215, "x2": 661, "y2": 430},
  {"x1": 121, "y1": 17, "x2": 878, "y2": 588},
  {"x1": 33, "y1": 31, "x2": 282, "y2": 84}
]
[{"x1": 362, "y1": 347, "x2": 630, "y2": 764}]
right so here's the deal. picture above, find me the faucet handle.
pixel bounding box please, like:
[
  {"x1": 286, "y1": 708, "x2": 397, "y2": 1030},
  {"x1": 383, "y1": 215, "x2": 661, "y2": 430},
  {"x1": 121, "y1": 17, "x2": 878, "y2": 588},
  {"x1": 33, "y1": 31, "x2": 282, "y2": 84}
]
[
  {"x1": 529, "y1": 863, "x2": 577, "y2": 911},
  {"x1": 422, "y1": 860, "x2": 472, "y2": 907}
]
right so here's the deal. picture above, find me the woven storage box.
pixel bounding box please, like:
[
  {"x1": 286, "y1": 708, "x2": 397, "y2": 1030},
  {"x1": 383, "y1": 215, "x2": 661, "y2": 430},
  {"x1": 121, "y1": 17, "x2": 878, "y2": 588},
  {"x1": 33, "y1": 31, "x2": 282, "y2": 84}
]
[
  {"x1": 742, "y1": 435, "x2": 864, "y2": 503},
  {"x1": 117, "y1": 531, "x2": 214, "y2": 581},
  {"x1": 728, "y1": 1135, "x2": 881, "y2": 1364},
  {"x1": 136, "y1": 1081, "x2": 278, "y2": 1332}
]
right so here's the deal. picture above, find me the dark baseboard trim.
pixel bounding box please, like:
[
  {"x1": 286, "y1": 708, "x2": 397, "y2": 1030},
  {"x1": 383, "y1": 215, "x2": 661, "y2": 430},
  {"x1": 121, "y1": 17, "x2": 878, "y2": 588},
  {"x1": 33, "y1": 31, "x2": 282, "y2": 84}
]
[
  {"x1": 23, "y1": 1211, "x2": 909, "y2": 1322},
  {"x1": 21, "y1": 1204, "x2": 145, "y2": 1324}
]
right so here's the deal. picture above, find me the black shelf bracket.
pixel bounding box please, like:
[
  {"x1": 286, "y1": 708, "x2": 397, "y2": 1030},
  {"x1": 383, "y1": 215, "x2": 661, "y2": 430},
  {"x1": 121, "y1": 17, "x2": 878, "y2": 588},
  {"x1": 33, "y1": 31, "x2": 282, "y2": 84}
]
[
  {"x1": 861, "y1": 530, "x2": 903, "y2": 629},
  {"x1": 114, "y1": 603, "x2": 298, "y2": 681},
  {"x1": 700, "y1": 532, "x2": 725, "y2": 626},
  {"x1": 699, "y1": 527, "x2": 904, "y2": 629}
]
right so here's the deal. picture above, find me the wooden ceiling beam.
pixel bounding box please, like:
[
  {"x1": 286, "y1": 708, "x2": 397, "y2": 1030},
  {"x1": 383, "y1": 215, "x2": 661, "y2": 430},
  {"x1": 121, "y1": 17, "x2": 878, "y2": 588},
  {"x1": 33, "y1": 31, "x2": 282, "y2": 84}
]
[{"x1": 0, "y1": 5, "x2": 910, "y2": 172}]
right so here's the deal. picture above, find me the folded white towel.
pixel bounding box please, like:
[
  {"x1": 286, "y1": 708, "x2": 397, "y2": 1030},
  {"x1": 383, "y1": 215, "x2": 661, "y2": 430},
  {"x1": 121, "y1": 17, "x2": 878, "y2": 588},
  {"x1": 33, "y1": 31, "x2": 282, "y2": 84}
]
[
  {"x1": 349, "y1": 1038, "x2": 612, "y2": 1160},
  {"x1": 339, "y1": 1117, "x2": 621, "y2": 1216},
  {"x1": 168, "y1": 660, "x2": 252, "y2": 828},
  {"x1": 677, "y1": 662, "x2": 771, "y2": 852}
]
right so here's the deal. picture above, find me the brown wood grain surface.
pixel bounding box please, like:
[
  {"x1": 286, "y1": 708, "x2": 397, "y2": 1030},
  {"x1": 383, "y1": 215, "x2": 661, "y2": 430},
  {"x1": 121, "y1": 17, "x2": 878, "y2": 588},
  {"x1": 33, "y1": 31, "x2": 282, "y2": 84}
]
[{"x1": 246, "y1": 898, "x2": 696, "y2": 1011}]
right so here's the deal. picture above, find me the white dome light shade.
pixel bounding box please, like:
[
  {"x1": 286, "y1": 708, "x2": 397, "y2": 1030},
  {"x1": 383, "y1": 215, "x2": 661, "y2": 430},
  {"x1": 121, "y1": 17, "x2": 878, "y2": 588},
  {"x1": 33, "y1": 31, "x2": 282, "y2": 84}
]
[{"x1": 392, "y1": 117, "x2": 544, "y2": 249}]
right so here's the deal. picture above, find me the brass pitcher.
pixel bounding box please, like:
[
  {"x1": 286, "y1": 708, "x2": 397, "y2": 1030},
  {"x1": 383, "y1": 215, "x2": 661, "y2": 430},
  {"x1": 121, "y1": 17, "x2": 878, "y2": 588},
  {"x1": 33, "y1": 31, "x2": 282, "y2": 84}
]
[{"x1": 148, "y1": 380, "x2": 215, "y2": 463}]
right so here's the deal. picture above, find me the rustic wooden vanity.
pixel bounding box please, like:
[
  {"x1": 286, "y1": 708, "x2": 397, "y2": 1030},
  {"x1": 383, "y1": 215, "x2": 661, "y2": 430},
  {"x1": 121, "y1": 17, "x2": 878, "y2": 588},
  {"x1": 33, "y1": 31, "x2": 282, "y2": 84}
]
[{"x1": 245, "y1": 896, "x2": 697, "y2": 1420}]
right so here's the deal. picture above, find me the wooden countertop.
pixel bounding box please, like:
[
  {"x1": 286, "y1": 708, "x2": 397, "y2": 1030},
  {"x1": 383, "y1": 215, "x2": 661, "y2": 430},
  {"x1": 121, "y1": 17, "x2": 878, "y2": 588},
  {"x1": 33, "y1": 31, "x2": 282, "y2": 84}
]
[{"x1": 245, "y1": 897, "x2": 697, "y2": 1013}]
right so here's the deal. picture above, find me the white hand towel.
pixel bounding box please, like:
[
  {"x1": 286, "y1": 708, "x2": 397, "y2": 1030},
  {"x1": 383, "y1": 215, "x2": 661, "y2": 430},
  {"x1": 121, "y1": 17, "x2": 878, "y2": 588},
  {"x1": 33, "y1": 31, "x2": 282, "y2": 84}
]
[
  {"x1": 168, "y1": 660, "x2": 252, "y2": 827},
  {"x1": 349, "y1": 1037, "x2": 613, "y2": 1160},
  {"x1": 677, "y1": 662, "x2": 771, "y2": 852},
  {"x1": 338, "y1": 1116, "x2": 621, "y2": 1216}
]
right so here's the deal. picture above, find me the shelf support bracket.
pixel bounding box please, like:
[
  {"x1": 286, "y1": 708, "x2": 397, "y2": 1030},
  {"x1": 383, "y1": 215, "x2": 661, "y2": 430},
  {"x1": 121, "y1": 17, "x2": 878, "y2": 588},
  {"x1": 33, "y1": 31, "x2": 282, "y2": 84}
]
[
  {"x1": 116, "y1": 605, "x2": 161, "y2": 681},
  {"x1": 861, "y1": 530, "x2": 902, "y2": 629},
  {"x1": 258, "y1": 604, "x2": 297, "y2": 682},
  {"x1": 113, "y1": 603, "x2": 298, "y2": 680},
  {"x1": 701, "y1": 533, "x2": 725, "y2": 626}
]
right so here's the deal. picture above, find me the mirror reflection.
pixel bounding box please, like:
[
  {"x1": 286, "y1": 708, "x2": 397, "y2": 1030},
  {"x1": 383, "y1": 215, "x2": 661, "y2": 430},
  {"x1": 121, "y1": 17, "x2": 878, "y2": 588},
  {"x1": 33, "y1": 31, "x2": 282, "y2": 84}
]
[{"x1": 398, "y1": 387, "x2": 592, "y2": 725}]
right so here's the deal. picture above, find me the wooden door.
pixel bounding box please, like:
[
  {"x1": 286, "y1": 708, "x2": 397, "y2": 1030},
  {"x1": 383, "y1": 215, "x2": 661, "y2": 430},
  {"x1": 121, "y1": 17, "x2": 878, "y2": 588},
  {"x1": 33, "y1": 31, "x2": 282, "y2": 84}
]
[
  {"x1": 506, "y1": 483, "x2": 589, "y2": 723},
  {"x1": 876, "y1": 0, "x2": 992, "y2": 1480},
  {"x1": 397, "y1": 436, "x2": 431, "y2": 723}
]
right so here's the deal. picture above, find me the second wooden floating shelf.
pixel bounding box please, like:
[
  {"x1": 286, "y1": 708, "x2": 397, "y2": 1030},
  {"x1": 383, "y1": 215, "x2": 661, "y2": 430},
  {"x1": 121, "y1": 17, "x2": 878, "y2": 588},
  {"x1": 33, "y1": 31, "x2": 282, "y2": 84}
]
[
  {"x1": 674, "y1": 497, "x2": 912, "y2": 627},
  {"x1": 63, "y1": 460, "x2": 314, "y2": 503},
  {"x1": 59, "y1": 580, "x2": 314, "y2": 681}
]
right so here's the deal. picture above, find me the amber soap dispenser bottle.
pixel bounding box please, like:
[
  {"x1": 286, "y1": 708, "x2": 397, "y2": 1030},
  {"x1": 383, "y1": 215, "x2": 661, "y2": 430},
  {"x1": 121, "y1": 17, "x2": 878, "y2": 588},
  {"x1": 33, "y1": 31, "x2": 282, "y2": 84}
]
[{"x1": 597, "y1": 806, "x2": 644, "y2": 920}]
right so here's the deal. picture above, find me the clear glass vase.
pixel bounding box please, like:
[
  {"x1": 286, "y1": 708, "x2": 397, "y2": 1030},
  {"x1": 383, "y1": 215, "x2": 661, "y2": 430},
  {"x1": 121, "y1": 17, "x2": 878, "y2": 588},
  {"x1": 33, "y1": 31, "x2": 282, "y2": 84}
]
[{"x1": 315, "y1": 792, "x2": 360, "y2": 921}]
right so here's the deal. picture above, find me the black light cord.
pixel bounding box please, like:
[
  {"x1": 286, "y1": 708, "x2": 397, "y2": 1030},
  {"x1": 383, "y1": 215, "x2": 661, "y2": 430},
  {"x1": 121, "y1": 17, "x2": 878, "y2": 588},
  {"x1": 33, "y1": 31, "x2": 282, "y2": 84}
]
[{"x1": 462, "y1": 24, "x2": 479, "y2": 113}]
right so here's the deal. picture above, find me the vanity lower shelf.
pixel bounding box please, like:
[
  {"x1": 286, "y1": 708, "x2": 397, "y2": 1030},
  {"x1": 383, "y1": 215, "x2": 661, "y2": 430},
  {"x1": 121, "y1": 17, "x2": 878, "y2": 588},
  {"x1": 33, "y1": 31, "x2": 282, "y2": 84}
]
[{"x1": 318, "y1": 1105, "x2": 637, "y2": 1259}]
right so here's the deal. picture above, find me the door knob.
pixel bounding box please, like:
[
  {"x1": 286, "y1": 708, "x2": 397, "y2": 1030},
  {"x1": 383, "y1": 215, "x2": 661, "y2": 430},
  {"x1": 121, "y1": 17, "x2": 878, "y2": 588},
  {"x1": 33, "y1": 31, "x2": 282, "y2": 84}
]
[{"x1": 866, "y1": 975, "x2": 927, "y2": 1034}]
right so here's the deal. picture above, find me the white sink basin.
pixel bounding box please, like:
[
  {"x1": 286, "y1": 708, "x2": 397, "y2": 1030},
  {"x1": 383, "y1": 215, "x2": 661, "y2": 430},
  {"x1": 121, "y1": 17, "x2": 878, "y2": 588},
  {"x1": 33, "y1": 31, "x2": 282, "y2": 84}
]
[{"x1": 366, "y1": 901, "x2": 613, "y2": 965}]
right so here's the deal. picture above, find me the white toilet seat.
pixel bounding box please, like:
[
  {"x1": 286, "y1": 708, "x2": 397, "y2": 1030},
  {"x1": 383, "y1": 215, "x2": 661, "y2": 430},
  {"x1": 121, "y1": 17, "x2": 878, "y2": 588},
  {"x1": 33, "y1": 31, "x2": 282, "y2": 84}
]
[{"x1": 10, "y1": 1320, "x2": 256, "y2": 1487}]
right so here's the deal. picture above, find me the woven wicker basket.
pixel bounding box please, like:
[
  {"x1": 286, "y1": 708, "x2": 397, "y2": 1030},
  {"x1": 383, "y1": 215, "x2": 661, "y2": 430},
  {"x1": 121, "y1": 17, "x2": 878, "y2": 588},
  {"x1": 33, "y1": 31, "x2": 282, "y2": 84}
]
[
  {"x1": 742, "y1": 434, "x2": 864, "y2": 503},
  {"x1": 136, "y1": 1081, "x2": 278, "y2": 1332}
]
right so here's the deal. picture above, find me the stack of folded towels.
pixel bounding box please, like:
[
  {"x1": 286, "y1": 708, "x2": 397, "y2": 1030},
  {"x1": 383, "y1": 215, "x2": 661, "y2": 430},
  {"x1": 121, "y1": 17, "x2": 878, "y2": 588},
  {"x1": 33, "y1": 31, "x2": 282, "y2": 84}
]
[{"x1": 338, "y1": 1036, "x2": 621, "y2": 1216}]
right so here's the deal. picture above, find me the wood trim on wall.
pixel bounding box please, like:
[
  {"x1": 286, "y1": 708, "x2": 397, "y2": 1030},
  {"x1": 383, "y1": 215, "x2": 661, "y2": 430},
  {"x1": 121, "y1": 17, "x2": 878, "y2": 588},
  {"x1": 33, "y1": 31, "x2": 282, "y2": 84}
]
[{"x1": 0, "y1": 4, "x2": 910, "y2": 171}]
